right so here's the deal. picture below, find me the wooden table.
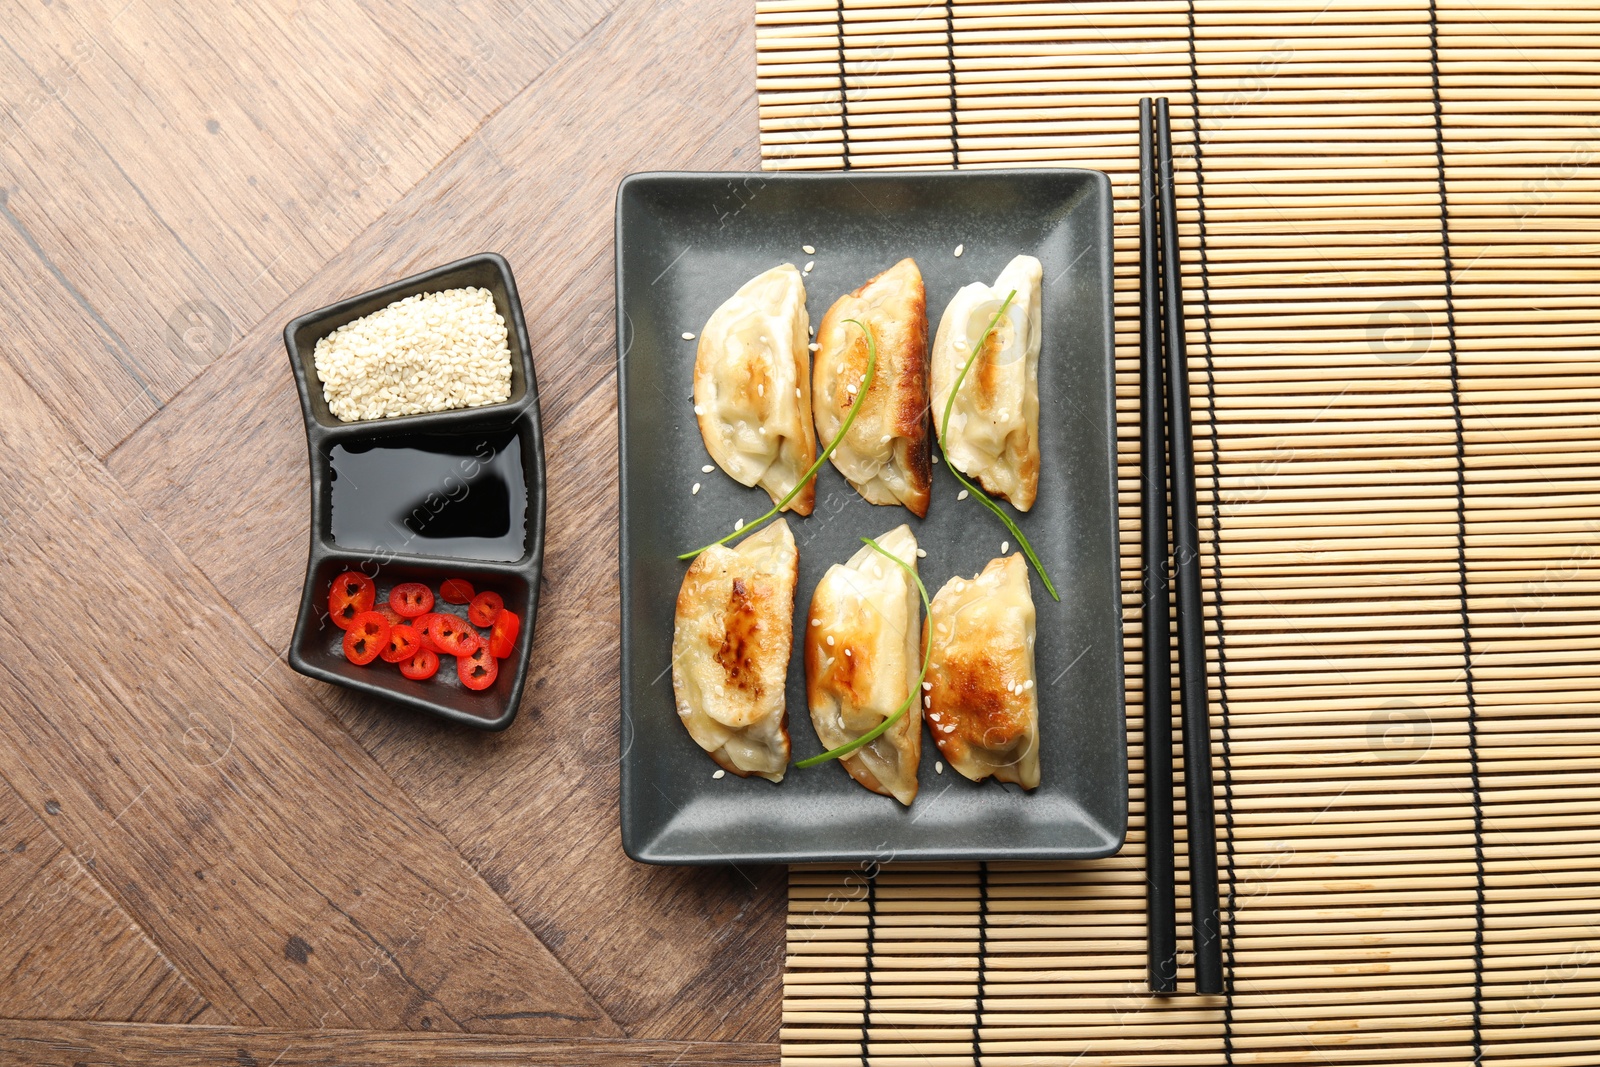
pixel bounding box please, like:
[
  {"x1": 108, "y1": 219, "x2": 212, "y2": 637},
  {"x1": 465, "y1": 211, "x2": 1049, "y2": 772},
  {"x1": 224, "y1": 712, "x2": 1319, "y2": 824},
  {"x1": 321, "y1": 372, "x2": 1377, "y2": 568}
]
[{"x1": 0, "y1": 1, "x2": 777, "y2": 1062}]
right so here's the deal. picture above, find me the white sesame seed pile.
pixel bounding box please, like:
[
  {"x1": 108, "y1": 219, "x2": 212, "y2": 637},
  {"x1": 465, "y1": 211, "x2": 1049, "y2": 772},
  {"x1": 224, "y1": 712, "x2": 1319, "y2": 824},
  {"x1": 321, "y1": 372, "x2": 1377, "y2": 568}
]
[{"x1": 313, "y1": 287, "x2": 512, "y2": 422}]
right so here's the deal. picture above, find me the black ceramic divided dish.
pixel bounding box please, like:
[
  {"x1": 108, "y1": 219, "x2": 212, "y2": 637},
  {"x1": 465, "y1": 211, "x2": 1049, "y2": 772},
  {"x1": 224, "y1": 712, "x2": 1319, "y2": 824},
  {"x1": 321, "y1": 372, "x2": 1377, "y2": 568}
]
[
  {"x1": 284, "y1": 253, "x2": 545, "y2": 730},
  {"x1": 617, "y1": 170, "x2": 1126, "y2": 864}
]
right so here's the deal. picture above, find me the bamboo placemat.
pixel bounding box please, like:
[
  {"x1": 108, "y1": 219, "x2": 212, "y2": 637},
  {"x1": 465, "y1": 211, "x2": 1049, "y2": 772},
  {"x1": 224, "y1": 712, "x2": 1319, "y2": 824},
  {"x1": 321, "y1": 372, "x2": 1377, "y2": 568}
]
[{"x1": 757, "y1": 1, "x2": 1600, "y2": 1063}]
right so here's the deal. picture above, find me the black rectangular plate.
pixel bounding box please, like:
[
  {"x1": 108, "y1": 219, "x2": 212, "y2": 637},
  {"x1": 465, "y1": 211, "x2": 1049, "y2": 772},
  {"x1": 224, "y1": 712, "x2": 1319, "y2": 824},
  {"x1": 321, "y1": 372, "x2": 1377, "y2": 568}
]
[
  {"x1": 284, "y1": 253, "x2": 546, "y2": 731},
  {"x1": 617, "y1": 171, "x2": 1126, "y2": 864}
]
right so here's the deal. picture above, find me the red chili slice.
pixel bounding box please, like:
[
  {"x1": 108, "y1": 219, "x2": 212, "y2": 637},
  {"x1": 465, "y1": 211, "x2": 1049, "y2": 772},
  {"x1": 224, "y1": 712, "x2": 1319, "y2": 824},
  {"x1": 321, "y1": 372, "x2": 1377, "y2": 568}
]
[
  {"x1": 430, "y1": 613, "x2": 481, "y2": 657},
  {"x1": 379, "y1": 624, "x2": 421, "y2": 663},
  {"x1": 342, "y1": 611, "x2": 390, "y2": 665},
  {"x1": 468, "y1": 590, "x2": 504, "y2": 627},
  {"x1": 413, "y1": 613, "x2": 442, "y2": 653},
  {"x1": 375, "y1": 603, "x2": 406, "y2": 629},
  {"x1": 328, "y1": 571, "x2": 376, "y2": 630},
  {"x1": 457, "y1": 645, "x2": 498, "y2": 691},
  {"x1": 439, "y1": 578, "x2": 475, "y2": 605},
  {"x1": 388, "y1": 582, "x2": 434, "y2": 618},
  {"x1": 488, "y1": 608, "x2": 520, "y2": 659},
  {"x1": 398, "y1": 648, "x2": 440, "y2": 681}
]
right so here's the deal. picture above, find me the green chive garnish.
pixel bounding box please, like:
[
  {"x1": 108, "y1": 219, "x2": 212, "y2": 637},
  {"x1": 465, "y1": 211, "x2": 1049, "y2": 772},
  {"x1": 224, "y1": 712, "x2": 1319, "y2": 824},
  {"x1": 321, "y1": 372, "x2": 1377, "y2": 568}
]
[
  {"x1": 678, "y1": 318, "x2": 879, "y2": 561},
  {"x1": 936, "y1": 290, "x2": 1059, "y2": 601},
  {"x1": 796, "y1": 536, "x2": 934, "y2": 769}
]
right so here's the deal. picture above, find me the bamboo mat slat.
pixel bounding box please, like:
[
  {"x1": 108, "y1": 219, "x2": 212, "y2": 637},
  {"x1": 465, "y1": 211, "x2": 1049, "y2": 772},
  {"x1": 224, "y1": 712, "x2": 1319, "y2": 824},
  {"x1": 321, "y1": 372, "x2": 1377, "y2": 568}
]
[{"x1": 759, "y1": 1, "x2": 1600, "y2": 1064}]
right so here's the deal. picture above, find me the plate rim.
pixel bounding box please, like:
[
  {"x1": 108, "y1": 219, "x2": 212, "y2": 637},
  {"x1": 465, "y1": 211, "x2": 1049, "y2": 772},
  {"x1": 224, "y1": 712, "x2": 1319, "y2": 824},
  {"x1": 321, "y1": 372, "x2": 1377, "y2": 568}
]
[{"x1": 616, "y1": 168, "x2": 1126, "y2": 863}]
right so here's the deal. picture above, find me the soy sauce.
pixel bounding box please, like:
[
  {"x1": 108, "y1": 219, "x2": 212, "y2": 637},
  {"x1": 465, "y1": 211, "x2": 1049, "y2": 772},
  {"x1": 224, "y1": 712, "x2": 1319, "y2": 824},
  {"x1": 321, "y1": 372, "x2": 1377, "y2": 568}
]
[{"x1": 330, "y1": 430, "x2": 526, "y2": 562}]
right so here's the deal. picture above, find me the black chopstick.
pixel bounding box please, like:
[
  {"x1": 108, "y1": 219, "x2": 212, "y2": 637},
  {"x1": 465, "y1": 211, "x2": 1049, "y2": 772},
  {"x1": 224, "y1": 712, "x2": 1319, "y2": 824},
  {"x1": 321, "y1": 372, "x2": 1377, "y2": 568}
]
[
  {"x1": 1138, "y1": 98, "x2": 1177, "y2": 996},
  {"x1": 1156, "y1": 97, "x2": 1224, "y2": 995}
]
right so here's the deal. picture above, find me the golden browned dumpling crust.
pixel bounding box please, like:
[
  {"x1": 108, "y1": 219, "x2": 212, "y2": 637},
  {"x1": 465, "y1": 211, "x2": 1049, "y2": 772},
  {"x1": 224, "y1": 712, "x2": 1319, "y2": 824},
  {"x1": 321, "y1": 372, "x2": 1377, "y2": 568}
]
[
  {"x1": 696, "y1": 265, "x2": 817, "y2": 515},
  {"x1": 922, "y1": 553, "x2": 1040, "y2": 789},
  {"x1": 671, "y1": 520, "x2": 798, "y2": 780},
  {"x1": 813, "y1": 259, "x2": 932, "y2": 517},
  {"x1": 804, "y1": 525, "x2": 922, "y2": 805},
  {"x1": 930, "y1": 255, "x2": 1042, "y2": 511}
]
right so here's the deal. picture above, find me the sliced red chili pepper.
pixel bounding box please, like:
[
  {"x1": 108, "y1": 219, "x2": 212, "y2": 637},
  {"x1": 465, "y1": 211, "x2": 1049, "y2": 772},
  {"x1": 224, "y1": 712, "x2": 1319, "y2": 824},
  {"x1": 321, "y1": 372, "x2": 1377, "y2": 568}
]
[
  {"x1": 328, "y1": 571, "x2": 375, "y2": 630},
  {"x1": 468, "y1": 590, "x2": 504, "y2": 628},
  {"x1": 388, "y1": 582, "x2": 434, "y2": 618},
  {"x1": 488, "y1": 608, "x2": 520, "y2": 659},
  {"x1": 439, "y1": 578, "x2": 475, "y2": 605},
  {"x1": 379, "y1": 624, "x2": 421, "y2": 663},
  {"x1": 375, "y1": 603, "x2": 405, "y2": 629},
  {"x1": 457, "y1": 645, "x2": 498, "y2": 691},
  {"x1": 398, "y1": 648, "x2": 440, "y2": 681},
  {"x1": 430, "y1": 613, "x2": 481, "y2": 657},
  {"x1": 415, "y1": 613, "x2": 456, "y2": 654},
  {"x1": 342, "y1": 611, "x2": 390, "y2": 665}
]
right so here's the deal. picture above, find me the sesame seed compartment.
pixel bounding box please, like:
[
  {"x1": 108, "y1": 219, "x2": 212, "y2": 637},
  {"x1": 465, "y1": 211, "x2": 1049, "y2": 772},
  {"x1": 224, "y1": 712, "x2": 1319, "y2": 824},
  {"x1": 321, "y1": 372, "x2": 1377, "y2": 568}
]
[
  {"x1": 284, "y1": 254, "x2": 546, "y2": 730},
  {"x1": 285, "y1": 253, "x2": 534, "y2": 431}
]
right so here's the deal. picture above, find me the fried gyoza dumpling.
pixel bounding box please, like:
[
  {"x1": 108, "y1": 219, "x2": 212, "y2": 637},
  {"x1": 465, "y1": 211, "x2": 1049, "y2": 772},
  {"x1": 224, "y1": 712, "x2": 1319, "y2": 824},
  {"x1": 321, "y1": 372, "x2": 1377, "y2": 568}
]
[
  {"x1": 695, "y1": 264, "x2": 817, "y2": 515},
  {"x1": 922, "y1": 554, "x2": 1040, "y2": 789},
  {"x1": 804, "y1": 524, "x2": 923, "y2": 805},
  {"x1": 813, "y1": 259, "x2": 932, "y2": 517},
  {"x1": 671, "y1": 519, "x2": 798, "y2": 781},
  {"x1": 930, "y1": 254, "x2": 1043, "y2": 511}
]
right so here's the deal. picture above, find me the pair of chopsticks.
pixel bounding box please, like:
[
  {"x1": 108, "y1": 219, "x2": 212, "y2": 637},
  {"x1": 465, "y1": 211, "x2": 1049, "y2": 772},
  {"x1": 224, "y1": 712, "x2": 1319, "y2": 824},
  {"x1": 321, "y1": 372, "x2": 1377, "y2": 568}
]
[{"x1": 1139, "y1": 97, "x2": 1223, "y2": 996}]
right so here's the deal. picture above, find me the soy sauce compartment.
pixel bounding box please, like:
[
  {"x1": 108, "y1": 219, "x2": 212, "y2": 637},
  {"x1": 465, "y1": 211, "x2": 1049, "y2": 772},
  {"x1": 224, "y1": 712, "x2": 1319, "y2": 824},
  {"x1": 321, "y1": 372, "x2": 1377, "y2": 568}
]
[{"x1": 329, "y1": 428, "x2": 529, "y2": 563}]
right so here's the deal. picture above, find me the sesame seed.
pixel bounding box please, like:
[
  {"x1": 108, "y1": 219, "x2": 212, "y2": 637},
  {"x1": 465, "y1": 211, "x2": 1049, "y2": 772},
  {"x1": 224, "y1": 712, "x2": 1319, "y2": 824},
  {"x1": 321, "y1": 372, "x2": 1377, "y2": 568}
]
[
  {"x1": 1002, "y1": 540, "x2": 1010, "y2": 553},
  {"x1": 682, "y1": 331, "x2": 696, "y2": 340},
  {"x1": 804, "y1": 261, "x2": 814, "y2": 272},
  {"x1": 880, "y1": 434, "x2": 891, "y2": 443},
  {"x1": 757, "y1": 383, "x2": 764, "y2": 396},
  {"x1": 846, "y1": 383, "x2": 857, "y2": 394},
  {"x1": 953, "y1": 243, "x2": 965, "y2": 257},
  {"x1": 703, "y1": 464, "x2": 714, "y2": 473},
  {"x1": 943, "y1": 723, "x2": 955, "y2": 733},
  {"x1": 803, "y1": 244, "x2": 815, "y2": 254},
  {"x1": 844, "y1": 648, "x2": 852, "y2": 657},
  {"x1": 812, "y1": 618, "x2": 822, "y2": 626},
  {"x1": 957, "y1": 489, "x2": 969, "y2": 501},
  {"x1": 796, "y1": 386, "x2": 803, "y2": 396},
  {"x1": 931, "y1": 455, "x2": 939, "y2": 464},
  {"x1": 312, "y1": 287, "x2": 511, "y2": 422},
  {"x1": 693, "y1": 404, "x2": 705, "y2": 415},
  {"x1": 826, "y1": 635, "x2": 835, "y2": 646},
  {"x1": 808, "y1": 343, "x2": 819, "y2": 352},
  {"x1": 692, "y1": 483, "x2": 701, "y2": 494},
  {"x1": 712, "y1": 769, "x2": 725, "y2": 779},
  {"x1": 922, "y1": 681, "x2": 932, "y2": 691},
  {"x1": 935, "y1": 761, "x2": 944, "y2": 774},
  {"x1": 924, "y1": 696, "x2": 931, "y2": 708},
  {"x1": 1024, "y1": 679, "x2": 1035, "y2": 690},
  {"x1": 734, "y1": 517, "x2": 744, "y2": 531},
  {"x1": 916, "y1": 548, "x2": 927, "y2": 558}
]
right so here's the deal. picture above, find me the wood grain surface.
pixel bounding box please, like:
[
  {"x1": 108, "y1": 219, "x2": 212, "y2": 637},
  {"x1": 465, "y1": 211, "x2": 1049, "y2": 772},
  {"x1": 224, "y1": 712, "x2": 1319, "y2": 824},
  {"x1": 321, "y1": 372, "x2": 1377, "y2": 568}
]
[
  {"x1": 0, "y1": 0, "x2": 775, "y2": 1061},
  {"x1": 0, "y1": 1019, "x2": 777, "y2": 1066}
]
